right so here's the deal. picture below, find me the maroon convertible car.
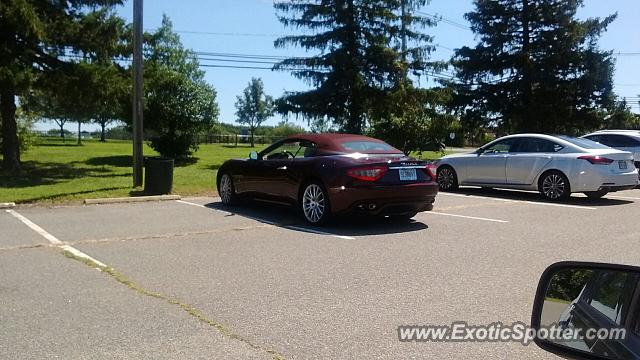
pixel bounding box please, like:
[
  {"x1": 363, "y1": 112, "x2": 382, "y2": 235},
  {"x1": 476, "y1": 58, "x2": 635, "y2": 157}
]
[{"x1": 216, "y1": 134, "x2": 439, "y2": 225}]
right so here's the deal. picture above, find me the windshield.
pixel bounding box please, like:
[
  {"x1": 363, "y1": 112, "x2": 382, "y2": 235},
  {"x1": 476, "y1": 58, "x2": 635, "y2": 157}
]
[{"x1": 557, "y1": 136, "x2": 611, "y2": 150}]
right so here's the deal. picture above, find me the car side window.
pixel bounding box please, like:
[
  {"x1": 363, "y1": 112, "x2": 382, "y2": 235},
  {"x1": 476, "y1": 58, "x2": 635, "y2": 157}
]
[
  {"x1": 293, "y1": 141, "x2": 317, "y2": 159},
  {"x1": 263, "y1": 141, "x2": 300, "y2": 160},
  {"x1": 585, "y1": 135, "x2": 602, "y2": 143},
  {"x1": 510, "y1": 138, "x2": 563, "y2": 153},
  {"x1": 263, "y1": 141, "x2": 316, "y2": 160},
  {"x1": 587, "y1": 272, "x2": 629, "y2": 325},
  {"x1": 597, "y1": 135, "x2": 640, "y2": 148},
  {"x1": 484, "y1": 139, "x2": 516, "y2": 153}
]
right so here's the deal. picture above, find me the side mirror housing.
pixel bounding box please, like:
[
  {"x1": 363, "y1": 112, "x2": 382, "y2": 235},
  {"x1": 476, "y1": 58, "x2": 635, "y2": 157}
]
[
  {"x1": 531, "y1": 261, "x2": 640, "y2": 360},
  {"x1": 249, "y1": 151, "x2": 259, "y2": 160}
]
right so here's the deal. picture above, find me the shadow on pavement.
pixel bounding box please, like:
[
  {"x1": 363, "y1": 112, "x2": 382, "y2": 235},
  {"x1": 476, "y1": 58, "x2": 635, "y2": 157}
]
[
  {"x1": 205, "y1": 200, "x2": 429, "y2": 237},
  {"x1": 450, "y1": 187, "x2": 634, "y2": 207}
]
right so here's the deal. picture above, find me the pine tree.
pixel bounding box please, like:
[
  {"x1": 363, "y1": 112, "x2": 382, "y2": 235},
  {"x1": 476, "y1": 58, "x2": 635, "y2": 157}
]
[
  {"x1": 453, "y1": 0, "x2": 616, "y2": 135},
  {"x1": 273, "y1": 0, "x2": 439, "y2": 134}
]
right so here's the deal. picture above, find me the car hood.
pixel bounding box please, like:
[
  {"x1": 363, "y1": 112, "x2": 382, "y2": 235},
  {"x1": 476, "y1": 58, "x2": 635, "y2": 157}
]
[{"x1": 439, "y1": 151, "x2": 478, "y2": 160}]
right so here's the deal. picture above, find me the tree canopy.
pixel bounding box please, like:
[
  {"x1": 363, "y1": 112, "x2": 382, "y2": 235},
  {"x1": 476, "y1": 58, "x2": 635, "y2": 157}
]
[
  {"x1": 0, "y1": 1, "x2": 125, "y2": 170},
  {"x1": 235, "y1": 77, "x2": 275, "y2": 147},
  {"x1": 452, "y1": 0, "x2": 617, "y2": 135}
]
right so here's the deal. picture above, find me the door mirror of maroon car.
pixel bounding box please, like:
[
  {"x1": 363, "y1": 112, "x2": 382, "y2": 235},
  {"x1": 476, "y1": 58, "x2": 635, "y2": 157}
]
[
  {"x1": 531, "y1": 261, "x2": 640, "y2": 360},
  {"x1": 249, "y1": 151, "x2": 258, "y2": 160}
]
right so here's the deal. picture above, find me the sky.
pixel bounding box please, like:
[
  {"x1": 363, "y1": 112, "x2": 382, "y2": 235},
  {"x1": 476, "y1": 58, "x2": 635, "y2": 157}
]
[{"x1": 39, "y1": 0, "x2": 640, "y2": 132}]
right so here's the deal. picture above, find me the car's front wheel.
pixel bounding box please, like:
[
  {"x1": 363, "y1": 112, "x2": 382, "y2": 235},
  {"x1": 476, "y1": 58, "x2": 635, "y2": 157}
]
[
  {"x1": 539, "y1": 171, "x2": 571, "y2": 201},
  {"x1": 218, "y1": 172, "x2": 237, "y2": 205},
  {"x1": 584, "y1": 190, "x2": 608, "y2": 199},
  {"x1": 300, "y1": 181, "x2": 331, "y2": 225}
]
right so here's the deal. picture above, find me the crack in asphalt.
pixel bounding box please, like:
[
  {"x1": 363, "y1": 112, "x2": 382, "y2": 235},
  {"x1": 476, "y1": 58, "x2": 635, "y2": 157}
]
[
  {"x1": 61, "y1": 249, "x2": 286, "y2": 360},
  {"x1": 66, "y1": 223, "x2": 279, "y2": 247}
]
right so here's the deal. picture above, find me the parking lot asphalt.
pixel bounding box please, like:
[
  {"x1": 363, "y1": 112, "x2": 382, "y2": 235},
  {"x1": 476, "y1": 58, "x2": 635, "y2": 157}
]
[{"x1": 3, "y1": 187, "x2": 640, "y2": 359}]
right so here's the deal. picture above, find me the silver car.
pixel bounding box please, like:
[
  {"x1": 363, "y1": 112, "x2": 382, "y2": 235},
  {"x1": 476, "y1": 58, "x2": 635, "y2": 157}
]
[{"x1": 435, "y1": 134, "x2": 639, "y2": 200}]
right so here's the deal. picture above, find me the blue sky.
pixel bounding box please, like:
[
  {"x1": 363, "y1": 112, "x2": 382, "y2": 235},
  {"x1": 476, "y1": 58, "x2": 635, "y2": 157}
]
[{"x1": 41, "y1": 0, "x2": 640, "y2": 131}]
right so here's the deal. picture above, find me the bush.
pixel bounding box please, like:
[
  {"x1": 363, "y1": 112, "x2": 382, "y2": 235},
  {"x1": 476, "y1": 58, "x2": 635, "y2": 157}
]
[{"x1": 148, "y1": 133, "x2": 197, "y2": 159}]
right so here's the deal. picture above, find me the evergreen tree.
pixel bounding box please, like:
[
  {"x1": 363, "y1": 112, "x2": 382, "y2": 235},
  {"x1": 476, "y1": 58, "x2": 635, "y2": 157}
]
[
  {"x1": 452, "y1": 0, "x2": 616, "y2": 135},
  {"x1": 273, "y1": 0, "x2": 439, "y2": 134}
]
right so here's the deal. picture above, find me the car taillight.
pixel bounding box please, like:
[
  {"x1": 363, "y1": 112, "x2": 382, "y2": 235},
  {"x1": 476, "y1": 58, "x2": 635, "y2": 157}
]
[
  {"x1": 347, "y1": 166, "x2": 388, "y2": 181},
  {"x1": 424, "y1": 164, "x2": 437, "y2": 180},
  {"x1": 577, "y1": 155, "x2": 614, "y2": 165}
]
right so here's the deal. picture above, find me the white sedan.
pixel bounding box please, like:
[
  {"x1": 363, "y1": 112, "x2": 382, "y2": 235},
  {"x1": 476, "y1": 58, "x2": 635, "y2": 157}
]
[{"x1": 435, "y1": 134, "x2": 639, "y2": 200}]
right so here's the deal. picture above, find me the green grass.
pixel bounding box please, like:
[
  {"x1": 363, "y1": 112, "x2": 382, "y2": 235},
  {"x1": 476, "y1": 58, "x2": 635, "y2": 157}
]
[
  {"x1": 0, "y1": 136, "x2": 449, "y2": 204},
  {"x1": 0, "y1": 137, "x2": 266, "y2": 203}
]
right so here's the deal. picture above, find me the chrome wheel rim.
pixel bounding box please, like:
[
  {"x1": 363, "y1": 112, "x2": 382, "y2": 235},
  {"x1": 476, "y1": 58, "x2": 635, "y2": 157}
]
[
  {"x1": 542, "y1": 174, "x2": 566, "y2": 199},
  {"x1": 220, "y1": 174, "x2": 233, "y2": 204},
  {"x1": 438, "y1": 168, "x2": 454, "y2": 190},
  {"x1": 302, "y1": 184, "x2": 325, "y2": 223}
]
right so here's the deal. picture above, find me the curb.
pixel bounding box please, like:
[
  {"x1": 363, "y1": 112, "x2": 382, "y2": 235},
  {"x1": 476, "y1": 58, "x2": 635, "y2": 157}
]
[
  {"x1": 0, "y1": 202, "x2": 16, "y2": 209},
  {"x1": 84, "y1": 195, "x2": 181, "y2": 205}
]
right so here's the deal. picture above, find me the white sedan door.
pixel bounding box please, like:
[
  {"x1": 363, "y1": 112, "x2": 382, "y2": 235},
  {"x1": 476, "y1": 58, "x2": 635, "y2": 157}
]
[
  {"x1": 465, "y1": 139, "x2": 515, "y2": 184},
  {"x1": 506, "y1": 137, "x2": 557, "y2": 185}
]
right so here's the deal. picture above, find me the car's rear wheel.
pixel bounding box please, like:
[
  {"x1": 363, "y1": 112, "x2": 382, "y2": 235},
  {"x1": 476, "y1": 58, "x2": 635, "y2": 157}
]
[
  {"x1": 437, "y1": 166, "x2": 459, "y2": 191},
  {"x1": 218, "y1": 173, "x2": 237, "y2": 205},
  {"x1": 584, "y1": 190, "x2": 608, "y2": 199},
  {"x1": 300, "y1": 182, "x2": 331, "y2": 225},
  {"x1": 539, "y1": 171, "x2": 571, "y2": 201}
]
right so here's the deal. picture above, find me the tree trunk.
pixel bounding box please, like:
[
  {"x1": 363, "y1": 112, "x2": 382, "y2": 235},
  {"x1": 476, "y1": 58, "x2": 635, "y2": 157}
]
[
  {"x1": 1, "y1": 85, "x2": 20, "y2": 172},
  {"x1": 100, "y1": 121, "x2": 106, "y2": 142},
  {"x1": 60, "y1": 123, "x2": 65, "y2": 139},
  {"x1": 250, "y1": 127, "x2": 255, "y2": 147},
  {"x1": 77, "y1": 121, "x2": 82, "y2": 145}
]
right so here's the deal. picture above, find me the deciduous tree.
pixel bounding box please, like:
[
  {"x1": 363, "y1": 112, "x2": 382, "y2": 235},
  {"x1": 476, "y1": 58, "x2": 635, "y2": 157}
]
[{"x1": 235, "y1": 78, "x2": 275, "y2": 147}]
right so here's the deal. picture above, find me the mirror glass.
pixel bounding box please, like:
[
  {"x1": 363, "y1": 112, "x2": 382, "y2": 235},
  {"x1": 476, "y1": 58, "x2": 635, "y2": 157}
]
[
  {"x1": 249, "y1": 151, "x2": 258, "y2": 160},
  {"x1": 537, "y1": 266, "x2": 640, "y2": 359}
]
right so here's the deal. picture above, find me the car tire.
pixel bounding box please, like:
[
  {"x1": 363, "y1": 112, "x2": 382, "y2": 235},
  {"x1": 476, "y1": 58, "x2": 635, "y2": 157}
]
[
  {"x1": 539, "y1": 171, "x2": 571, "y2": 201},
  {"x1": 437, "y1": 166, "x2": 459, "y2": 191},
  {"x1": 584, "y1": 190, "x2": 608, "y2": 199},
  {"x1": 300, "y1": 181, "x2": 331, "y2": 225},
  {"x1": 218, "y1": 172, "x2": 237, "y2": 206}
]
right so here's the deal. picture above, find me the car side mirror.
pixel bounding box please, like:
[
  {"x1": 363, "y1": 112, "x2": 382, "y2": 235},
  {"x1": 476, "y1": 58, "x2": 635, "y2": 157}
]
[
  {"x1": 531, "y1": 261, "x2": 640, "y2": 360},
  {"x1": 249, "y1": 151, "x2": 258, "y2": 160}
]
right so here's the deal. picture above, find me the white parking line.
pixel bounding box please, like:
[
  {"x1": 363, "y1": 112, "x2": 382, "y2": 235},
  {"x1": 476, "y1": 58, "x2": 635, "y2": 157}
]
[
  {"x1": 6, "y1": 209, "x2": 107, "y2": 267},
  {"x1": 175, "y1": 199, "x2": 234, "y2": 215},
  {"x1": 423, "y1": 211, "x2": 509, "y2": 223},
  {"x1": 438, "y1": 192, "x2": 597, "y2": 210},
  {"x1": 176, "y1": 200, "x2": 354, "y2": 239},
  {"x1": 285, "y1": 225, "x2": 356, "y2": 240}
]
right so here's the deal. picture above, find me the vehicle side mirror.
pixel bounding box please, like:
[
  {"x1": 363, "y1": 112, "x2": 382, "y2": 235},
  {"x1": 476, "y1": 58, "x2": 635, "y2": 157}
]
[
  {"x1": 249, "y1": 151, "x2": 258, "y2": 160},
  {"x1": 531, "y1": 261, "x2": 640, "y2": 360}
]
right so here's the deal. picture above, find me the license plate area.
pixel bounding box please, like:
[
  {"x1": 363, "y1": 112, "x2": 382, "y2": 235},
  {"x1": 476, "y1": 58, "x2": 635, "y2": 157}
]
[
  {"x1": 399, "y1": 168, "x2": 417, "y2": 181},
  {"x1": 619, "y1": 161, "x2": 628, "y2": 170}
]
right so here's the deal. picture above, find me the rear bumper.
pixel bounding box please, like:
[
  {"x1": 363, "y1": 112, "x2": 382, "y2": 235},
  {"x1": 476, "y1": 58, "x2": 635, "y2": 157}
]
[
  {"x1": 328, "y1": 182, "x2": 439, "y2": 216},
  {"x1": 597, "y1": 184, "x2": 638, "y2": 192},
  {"x1": 571, "y1": 166, "x2": 639, "y2": 192}
]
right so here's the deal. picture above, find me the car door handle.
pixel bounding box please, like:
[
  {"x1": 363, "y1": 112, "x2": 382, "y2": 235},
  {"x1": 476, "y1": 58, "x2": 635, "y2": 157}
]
[{"x1": 277, "y1": 166, "x2": 287, "y2": 170}]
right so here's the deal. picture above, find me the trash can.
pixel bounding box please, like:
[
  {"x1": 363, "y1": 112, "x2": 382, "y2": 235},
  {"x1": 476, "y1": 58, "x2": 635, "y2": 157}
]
[{"x1": 144, "y1": 157, "x2": 174, "y2": 195}]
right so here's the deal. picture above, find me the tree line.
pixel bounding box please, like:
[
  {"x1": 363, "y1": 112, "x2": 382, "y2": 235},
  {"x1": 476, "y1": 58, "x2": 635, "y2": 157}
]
[{"x1": 1, "y1": 0, "x2": 638, "y2": 172}]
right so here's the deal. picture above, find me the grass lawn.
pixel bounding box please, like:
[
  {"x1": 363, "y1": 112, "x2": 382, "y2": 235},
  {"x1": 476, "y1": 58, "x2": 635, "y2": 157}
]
[{"x1": 0, "y1": 136, "x2": 448, "y2": 204}]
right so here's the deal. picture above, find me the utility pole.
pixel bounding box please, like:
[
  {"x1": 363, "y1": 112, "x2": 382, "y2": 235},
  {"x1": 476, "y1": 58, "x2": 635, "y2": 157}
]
[
  {"x1": 401, "y1": 0, "x2": 407, "y2": 61},
  {"x1": 132, "y1": 0, "x2": 144, "y2": 187}
]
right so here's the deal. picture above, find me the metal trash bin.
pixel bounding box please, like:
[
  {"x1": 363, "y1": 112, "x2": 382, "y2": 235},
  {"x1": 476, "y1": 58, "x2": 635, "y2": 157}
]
[{"x1": 144, "y1": 157, "x2": 174, "y2": 195}]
